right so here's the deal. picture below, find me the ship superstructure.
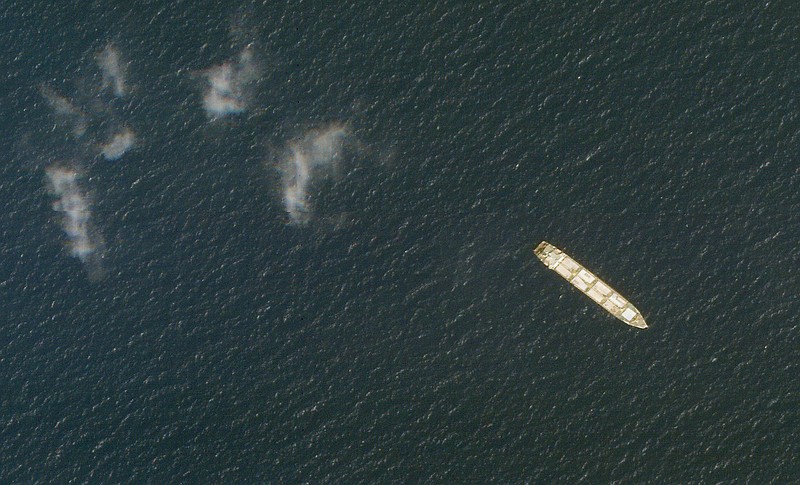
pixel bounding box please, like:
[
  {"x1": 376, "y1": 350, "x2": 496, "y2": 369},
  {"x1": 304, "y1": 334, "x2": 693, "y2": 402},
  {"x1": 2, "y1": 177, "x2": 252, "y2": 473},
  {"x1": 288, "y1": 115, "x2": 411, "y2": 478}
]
[{"x1": 534, "y1": 241, "x2": 647, "y2": 329}]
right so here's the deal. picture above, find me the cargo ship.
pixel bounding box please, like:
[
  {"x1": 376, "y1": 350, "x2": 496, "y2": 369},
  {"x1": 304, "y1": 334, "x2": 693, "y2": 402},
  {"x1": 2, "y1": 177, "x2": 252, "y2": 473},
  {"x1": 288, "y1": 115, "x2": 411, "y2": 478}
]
[{"x1": 534, "y1": 241, "x2": 647, "y2": 329}]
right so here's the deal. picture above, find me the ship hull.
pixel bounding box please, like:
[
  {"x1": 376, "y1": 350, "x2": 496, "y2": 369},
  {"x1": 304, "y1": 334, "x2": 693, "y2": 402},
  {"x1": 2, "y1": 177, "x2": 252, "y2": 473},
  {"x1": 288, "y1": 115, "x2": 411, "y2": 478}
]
[{"x1": 534, "y1": 241, "x2": 647, "y2": 329}]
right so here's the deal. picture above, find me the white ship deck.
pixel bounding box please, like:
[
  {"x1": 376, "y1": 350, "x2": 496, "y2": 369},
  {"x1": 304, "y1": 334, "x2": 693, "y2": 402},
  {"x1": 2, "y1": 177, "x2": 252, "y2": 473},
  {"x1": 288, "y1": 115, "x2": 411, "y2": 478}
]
[{"x1": 534, "y1": 241, "x2": 647, "y2": 329}]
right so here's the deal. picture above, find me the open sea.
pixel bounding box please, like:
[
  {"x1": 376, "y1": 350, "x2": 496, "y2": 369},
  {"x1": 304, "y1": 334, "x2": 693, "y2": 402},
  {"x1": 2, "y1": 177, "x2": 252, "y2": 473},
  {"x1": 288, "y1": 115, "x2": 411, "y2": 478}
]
[{"x1": 1, "y1": 0, "x2": 798, "y2": 482}]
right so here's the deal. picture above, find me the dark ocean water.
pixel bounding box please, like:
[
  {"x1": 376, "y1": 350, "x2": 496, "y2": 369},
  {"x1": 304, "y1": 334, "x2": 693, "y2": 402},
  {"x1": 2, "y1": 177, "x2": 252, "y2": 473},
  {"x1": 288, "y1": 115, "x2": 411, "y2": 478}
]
[{"x1": 1, "y1": 0, "x2": 799, "y2": 482}]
